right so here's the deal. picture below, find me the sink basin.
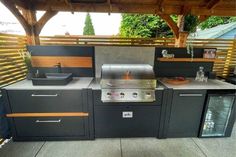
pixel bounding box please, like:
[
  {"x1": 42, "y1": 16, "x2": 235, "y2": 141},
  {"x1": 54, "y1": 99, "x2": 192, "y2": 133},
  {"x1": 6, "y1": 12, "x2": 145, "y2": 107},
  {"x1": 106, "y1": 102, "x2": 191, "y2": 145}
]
[{"x1": 32, "y1": 73, "x2": 73, "y2": 86}]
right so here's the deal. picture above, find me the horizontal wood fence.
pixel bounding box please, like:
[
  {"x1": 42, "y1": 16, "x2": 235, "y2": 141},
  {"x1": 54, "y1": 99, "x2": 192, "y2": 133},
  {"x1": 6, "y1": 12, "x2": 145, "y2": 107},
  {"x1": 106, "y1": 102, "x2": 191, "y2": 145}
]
[
  {"x1": 0, "y1": 33, "x2": 27, "y2": 88},
  {"x1": 0, "y1": 33, "x2": 235, "y2": 89}
]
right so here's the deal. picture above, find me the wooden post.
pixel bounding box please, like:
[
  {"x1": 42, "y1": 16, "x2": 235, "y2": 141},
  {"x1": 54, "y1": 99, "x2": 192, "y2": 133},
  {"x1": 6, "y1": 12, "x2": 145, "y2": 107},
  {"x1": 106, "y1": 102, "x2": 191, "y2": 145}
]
[
  {"x1": 175, "y1": 31, "x2": 189, "y2": 47},
  {"x1": 22, "y1": 8, "x2": 39, "y2": 45}
]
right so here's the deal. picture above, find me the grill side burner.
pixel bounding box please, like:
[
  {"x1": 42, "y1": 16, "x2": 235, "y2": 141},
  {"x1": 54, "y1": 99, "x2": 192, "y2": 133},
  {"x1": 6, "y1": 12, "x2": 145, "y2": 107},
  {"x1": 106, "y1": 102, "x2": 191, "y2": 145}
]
[{"x1": 100, "y1": 64, "x2": 156, "y2": 102}]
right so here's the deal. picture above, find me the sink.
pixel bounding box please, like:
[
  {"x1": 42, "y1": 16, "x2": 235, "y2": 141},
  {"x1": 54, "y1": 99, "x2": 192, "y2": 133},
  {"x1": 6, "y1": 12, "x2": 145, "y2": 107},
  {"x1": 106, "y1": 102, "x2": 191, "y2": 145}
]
[{"x1": 32, "y1": 73, "x2": 73, "y2": 86}]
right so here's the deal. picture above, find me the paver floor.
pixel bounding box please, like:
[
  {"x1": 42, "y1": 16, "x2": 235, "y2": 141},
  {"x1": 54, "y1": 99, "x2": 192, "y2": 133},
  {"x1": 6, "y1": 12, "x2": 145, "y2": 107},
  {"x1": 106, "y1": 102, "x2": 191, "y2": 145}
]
[{"x1": 0, "y1": 124, "x2": 235, "y2": 157}]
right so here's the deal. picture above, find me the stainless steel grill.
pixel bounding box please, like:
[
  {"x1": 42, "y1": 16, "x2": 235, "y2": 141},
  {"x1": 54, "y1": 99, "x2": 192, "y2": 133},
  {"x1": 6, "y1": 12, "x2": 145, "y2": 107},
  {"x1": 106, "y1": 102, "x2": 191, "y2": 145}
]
[{"x1": 100, "y1": 64, "x2": 156, "y2": 102}]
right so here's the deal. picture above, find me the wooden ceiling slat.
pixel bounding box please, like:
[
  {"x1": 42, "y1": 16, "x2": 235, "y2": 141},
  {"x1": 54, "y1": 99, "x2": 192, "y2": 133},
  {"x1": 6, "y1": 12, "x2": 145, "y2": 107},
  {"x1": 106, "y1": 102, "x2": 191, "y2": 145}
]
[{"x1": 11, "y1": 0, "x2": 236, "y2": 16}]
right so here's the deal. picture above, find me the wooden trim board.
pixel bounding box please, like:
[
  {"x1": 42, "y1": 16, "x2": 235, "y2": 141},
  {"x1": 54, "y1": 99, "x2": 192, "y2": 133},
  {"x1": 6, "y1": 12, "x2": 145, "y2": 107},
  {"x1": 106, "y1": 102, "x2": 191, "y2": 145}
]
[
  {"x1": 6, "y1": 112, "x2": 89, "y2": 117},
  {"x1": 157, "y1": 58, "x2": 224, "y2": 62},
  {"x1": 31, "y1": 56, "x2": 93, "y2": 68}
]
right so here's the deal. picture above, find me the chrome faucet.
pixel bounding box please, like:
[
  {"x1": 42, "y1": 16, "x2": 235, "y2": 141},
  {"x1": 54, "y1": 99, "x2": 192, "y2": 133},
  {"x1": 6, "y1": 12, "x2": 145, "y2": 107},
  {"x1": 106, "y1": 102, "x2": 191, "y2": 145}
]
[{"x1": 54, "y1": 62, "x2": 62, "y2": 73}]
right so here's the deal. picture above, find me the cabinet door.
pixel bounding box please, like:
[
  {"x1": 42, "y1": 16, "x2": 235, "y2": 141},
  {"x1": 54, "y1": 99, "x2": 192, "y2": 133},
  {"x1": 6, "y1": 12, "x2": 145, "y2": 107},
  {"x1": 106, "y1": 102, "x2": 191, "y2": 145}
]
[
  {"x1": 95, "y1": 105, "x2": 161, "y2": 138},
  {"x1": 168, "y1": 90, "x2": 206, "y2": 137}
]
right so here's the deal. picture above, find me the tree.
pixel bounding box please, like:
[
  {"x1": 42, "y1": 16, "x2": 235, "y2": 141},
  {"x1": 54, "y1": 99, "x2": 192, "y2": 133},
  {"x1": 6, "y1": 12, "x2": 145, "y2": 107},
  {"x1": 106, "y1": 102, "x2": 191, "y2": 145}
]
[
  {"x1": 120, "y1": 14, "x2": 236, "y2": 38},
  {"x1": 119, "y1": 14, "x2": 175, "y2": 38},
  {"x1": 199, "y1": 16, "x2": 236, "y2": 30},
  {"x1": 83, "y1": 13, "x2": 95, "y2": 35}
]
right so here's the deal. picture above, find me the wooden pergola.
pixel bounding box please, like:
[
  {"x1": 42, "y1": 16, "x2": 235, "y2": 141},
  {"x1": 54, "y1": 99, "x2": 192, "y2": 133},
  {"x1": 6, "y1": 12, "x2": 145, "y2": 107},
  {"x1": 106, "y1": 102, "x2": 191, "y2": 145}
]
[{"x1": 1, "y1": 0, "x2": 236, "y2": 46}]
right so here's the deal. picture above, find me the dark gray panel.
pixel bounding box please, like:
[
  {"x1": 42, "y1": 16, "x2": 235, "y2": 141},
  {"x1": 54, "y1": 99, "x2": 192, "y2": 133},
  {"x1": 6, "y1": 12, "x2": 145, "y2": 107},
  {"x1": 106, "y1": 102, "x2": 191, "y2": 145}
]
[
  {"x1": 93, "y1": 90, "x2": 162, "y2": 138},
  {"x1": 154, "y1": 47, "x2": 214, "y2": 77},
  {"x1": 95, "y1": 105, "x2": 160, "y2": 138},
  {"x1": 14, "y1": 117, "x2": 87, "y2": 137},
  {"x1": 155, "y1": 47, "x2": 204, "y2": 58},
  {"x1": 155, "y1": 62, "x2": 214, "y2": 77},
  {"x1": 28, "y1": 46, "x2": 94, "y2": 56},
  {"x1": 0, "y1": 90, "x2": 11, "y2": 138},
  {"x1": 167, "y1": 90, "x2": 206, "y2": 137},
  {"x1": 8, "y1": 90, "x2": 84, "y2": 113}
]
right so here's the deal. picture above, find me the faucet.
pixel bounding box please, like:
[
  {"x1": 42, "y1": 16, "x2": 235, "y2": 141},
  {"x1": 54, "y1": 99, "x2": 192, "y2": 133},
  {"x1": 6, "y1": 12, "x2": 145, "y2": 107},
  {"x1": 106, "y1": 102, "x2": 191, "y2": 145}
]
[{"x1": 54, "y1": 62, "x2": 62, "y2": 73}]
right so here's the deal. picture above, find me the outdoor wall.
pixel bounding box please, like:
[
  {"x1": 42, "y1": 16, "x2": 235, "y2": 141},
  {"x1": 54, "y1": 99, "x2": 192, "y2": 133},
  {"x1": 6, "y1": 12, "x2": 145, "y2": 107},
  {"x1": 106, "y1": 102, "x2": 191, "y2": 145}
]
[{"x1": 95, "y1": 46, "x2": 155, "y2": 77}]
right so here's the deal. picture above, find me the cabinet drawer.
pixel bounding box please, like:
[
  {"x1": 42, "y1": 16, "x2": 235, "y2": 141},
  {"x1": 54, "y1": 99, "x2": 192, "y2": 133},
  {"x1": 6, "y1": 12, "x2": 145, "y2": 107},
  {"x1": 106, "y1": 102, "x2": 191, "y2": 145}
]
[
  {"x1": 8, "y1": 90, "x2": 85, "y2": 112},
  {"x1": 93, "y1": 90, "x2": 163, "y2": 106},
  {"x1": 95, "y1": 105, "x2": 160, "y2": 137},
  {"x1": 14, "y1": 117, "x2": 88, "y2": 137}
]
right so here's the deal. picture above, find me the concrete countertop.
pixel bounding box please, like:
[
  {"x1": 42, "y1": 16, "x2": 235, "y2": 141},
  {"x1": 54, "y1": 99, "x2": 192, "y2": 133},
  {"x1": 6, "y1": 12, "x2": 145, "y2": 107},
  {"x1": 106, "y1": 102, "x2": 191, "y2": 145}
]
[
  {"x1": 3, "y1": 77, "x2": 94, "y2": 90},
  {"x1": 158, "y1": 78, "x2": 236, "y2": 90},
  {"x1": 3, "y1": 77, "x2": 235, "y2": 91},
  {"x1": 88, "y1": 78, "x2": 166, "y2": 90}
]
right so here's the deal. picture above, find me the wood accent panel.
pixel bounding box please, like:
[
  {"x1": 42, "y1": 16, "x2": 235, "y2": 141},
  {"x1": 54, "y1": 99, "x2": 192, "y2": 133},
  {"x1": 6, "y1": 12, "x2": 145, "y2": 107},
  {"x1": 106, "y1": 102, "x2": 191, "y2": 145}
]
[
  {"x1": 157, "y1": 58, "x2": 224, "y2": 62},
  {"x1": 6, "y1": 112, "x2": 89, "y2": 117},
  {"x1": 31, "y1": 56, "x2": 93, "y2": 68}
]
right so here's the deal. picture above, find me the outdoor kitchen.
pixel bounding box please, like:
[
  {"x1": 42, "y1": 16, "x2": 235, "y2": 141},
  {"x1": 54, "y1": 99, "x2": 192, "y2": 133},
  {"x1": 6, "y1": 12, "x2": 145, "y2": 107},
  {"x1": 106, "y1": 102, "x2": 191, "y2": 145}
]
[
  {"x1": 0, "y1": 0, "x2": 236, "y2": 157},
  {"x1": 1, "y1": 45, "x2": 235, "y2": 141}
]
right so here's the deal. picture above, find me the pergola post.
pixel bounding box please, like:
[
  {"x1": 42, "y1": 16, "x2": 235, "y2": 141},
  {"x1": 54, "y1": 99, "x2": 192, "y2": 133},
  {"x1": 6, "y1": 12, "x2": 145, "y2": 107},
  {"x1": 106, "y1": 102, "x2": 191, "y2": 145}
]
[{"x1": 1, "y1": 0, "x2": 57, "y2": 45}]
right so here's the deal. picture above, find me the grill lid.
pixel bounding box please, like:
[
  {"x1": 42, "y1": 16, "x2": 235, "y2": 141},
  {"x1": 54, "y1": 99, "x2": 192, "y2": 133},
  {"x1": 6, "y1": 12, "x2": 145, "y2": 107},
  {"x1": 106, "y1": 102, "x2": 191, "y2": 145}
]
[
  {"x1": 100, "y1": 64, "x2": 156, "y2": 89},
  {"x1": 101, "y1": 64, "x2": 155, "y2": 80}
]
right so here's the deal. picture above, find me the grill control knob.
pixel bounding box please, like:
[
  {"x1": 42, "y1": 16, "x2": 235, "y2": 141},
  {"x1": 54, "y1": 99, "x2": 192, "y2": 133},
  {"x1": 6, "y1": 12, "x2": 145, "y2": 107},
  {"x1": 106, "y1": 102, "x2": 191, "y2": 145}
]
[
  {"x1": 107, "y1": 92, "x2": 111, "y2": 98},
  {"x1": 120, "y1": 92, "x2": 125, "y2": 98},
  {"x1": 146, "y1": 92, "x2": 151, "y2": 98},
  {"x1": 133, "y1": 92, "x2": 138, "y2": 98}
]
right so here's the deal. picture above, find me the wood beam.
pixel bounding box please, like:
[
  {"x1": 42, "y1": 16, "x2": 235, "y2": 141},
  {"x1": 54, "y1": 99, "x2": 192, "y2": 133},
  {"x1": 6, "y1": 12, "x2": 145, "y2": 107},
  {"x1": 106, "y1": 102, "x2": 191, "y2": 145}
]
[
  {"x1": 35, "y1": 10, "x2": 58, "y2": 35},
  {"x1": 181, "y1": 5, "x2": 191, "y2": 16},
  {"x1": 159, "y1": 14, "x2": 179, "y2": 38},
  {"x1": 156, "y1": 0, "x2": 165, "y2": 11},
  {"x1": 107, "y1": 0, "x2": 112, "y2": 15},
  {"x1": 205, "y1": 0, "x2": 221, "y2": 9},
  {"x1": 0, "y1": 0, "x2": 31, "y2": 34}
]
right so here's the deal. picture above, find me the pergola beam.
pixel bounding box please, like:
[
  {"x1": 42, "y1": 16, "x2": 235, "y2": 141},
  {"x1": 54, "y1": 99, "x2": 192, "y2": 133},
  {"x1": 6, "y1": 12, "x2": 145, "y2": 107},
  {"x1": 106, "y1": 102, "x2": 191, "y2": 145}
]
[
  {"x1": 0, "y1": 0, "x2": 58, "y2": 45},
  {"x1": 206, "y1": 0, "x2": 221, "y2": 9},
  {"x1": 22, "y1": 2, "x2": 236, "y2": 16},
  {"x1": 0, "y1": 0, "x2": 31, "y2": 34},
  {"x1": 159, "y1": 14, "x2": 179, "y2": 38},
  {"x1": 35, "y1": 10, "x2": 58, "y2": 35}
]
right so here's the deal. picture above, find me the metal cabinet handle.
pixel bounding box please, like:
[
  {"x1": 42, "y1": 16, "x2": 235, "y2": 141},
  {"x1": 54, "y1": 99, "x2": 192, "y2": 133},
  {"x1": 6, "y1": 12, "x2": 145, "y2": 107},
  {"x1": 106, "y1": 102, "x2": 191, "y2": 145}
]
[
  {"x1": 31, "y1": 94, "x2": 58, "y2": 97},
  {"x1": 35, "y1": 119, "x2": 61, "y2": 123},
  {"x1": 179, "y1": 94, "x2": 203, "y2": 97}
]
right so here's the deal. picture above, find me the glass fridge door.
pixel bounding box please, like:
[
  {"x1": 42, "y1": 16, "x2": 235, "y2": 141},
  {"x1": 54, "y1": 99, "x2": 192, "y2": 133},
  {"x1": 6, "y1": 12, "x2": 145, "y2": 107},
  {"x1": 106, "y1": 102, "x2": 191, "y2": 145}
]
[{"x1": 201, "y1": 95, "x2": 235, "y2": 137}]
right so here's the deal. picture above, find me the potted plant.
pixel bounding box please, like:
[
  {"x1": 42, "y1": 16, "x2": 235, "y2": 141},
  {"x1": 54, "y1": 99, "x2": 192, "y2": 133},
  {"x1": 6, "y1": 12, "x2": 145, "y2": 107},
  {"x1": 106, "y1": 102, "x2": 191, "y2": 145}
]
[{"x1": 19, "y1": 50, "x2": 33, "y2": 79}]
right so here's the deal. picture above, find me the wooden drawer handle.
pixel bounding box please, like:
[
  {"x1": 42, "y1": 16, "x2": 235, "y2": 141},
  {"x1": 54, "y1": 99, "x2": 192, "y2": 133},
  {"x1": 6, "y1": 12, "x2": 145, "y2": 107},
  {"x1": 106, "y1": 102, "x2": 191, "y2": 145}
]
[
  {"x1": 6, "y1": 112, "x2": 89, "y2": 117},
  {"x1": 179, "y1": 94, "x2": 203, "y2": 97},
  {"x1": 36, "y1": 119, "x2": 61, "y2": 123},
  {"x1": 31, "y1": 94, "x2": 58, "y2": 97}
]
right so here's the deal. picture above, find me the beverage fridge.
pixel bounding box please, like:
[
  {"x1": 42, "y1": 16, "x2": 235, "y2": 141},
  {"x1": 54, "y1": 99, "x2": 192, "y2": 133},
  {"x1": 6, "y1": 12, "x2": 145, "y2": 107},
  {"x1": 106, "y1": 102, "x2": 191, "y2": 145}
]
[{"x1": 199, "y1": 90, "x2": 236, "y2": 137}]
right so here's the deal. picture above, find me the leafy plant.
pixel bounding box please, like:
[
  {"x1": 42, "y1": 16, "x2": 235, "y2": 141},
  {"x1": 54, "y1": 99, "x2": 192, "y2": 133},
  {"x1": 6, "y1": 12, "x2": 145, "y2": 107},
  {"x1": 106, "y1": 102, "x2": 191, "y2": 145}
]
[
  {"x1": 18, "y1": 50, "x2": 32, "y2": 71},
  {"x1": 184, "y1": 14, "x2": 199, "y2": 33}
]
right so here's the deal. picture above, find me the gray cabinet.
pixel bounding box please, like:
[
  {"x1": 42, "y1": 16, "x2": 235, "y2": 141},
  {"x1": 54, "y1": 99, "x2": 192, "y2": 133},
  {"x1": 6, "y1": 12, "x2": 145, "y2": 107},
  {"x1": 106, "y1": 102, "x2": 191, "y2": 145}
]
[
  {"x1": 167, "y1": 90, "x2": 206, "y2": 137},
  {"x1": 4, "y1": 89, "x2": 94, "y2": 141},
  {"x1": 93, "y1": 90, "x2": 162, "y2": 138}
]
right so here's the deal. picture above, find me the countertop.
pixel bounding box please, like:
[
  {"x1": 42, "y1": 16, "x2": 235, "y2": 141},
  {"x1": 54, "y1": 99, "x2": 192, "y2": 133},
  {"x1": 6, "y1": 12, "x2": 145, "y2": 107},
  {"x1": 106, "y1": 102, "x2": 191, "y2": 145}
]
[
  {"x1": 3, "y1": 77, "x2": 235, "y2": 90},
  {"x1": 88, "y1": 78, "x2": 166, "y2": 90},
  {"x1": 158, "y1": 78, "x2": 236, "y2": 90},
  {"x1": 3, "y1": 77, "x2": 94, "y2": 90}
]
